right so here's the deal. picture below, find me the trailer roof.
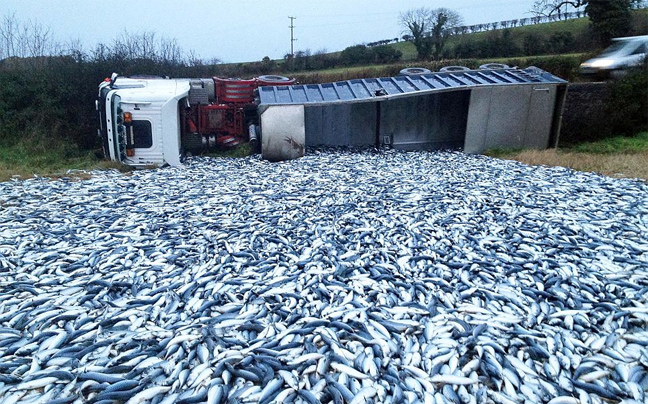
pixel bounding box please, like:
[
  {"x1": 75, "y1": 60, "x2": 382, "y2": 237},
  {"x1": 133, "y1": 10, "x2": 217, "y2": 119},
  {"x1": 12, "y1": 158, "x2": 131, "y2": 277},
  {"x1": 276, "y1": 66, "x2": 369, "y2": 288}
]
[{"x1": 257, "y1": 67, "x2": 566, "y2": 106}]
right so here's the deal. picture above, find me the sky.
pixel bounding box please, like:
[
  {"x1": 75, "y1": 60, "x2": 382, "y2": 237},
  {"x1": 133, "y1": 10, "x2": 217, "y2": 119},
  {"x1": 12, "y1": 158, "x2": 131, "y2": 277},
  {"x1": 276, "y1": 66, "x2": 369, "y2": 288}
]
[{"x1": 2, "y1": 0, "x2": 543, "y2": 63}]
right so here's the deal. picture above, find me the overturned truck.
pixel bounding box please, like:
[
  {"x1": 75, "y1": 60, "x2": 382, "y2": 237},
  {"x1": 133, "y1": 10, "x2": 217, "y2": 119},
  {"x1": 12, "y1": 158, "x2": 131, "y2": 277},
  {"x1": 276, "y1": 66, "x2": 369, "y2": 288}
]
[{"x1": 97, "y1": 67, "x2": 567, "y2": 166}]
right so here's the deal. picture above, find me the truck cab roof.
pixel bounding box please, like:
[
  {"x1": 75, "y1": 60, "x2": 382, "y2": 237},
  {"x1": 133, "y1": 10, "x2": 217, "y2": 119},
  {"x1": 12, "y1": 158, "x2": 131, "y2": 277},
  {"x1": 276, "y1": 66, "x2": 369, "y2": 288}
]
[{"x1": 107, "y1": 76, "x2": 191, "y2": 104}]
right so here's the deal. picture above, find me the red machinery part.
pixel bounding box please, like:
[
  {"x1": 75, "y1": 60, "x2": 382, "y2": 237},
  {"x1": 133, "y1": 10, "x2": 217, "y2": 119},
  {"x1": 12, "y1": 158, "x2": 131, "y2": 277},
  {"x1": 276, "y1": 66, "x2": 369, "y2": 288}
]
[
  {"x1": 217, "y1": 135, "x2": 241, "y2": 150},
  {"x1": 197, "y1": 104, "x2": 244, "y2": 138},
  {"x1": 186, "y1": 76, "x2": 296, "y2": 146},
  {"x1": 213, "y1": 78, "x2": 257, "y2": 104},
  {"x1": 212, "y1": 76, "x2": 296, "y2": 104}
]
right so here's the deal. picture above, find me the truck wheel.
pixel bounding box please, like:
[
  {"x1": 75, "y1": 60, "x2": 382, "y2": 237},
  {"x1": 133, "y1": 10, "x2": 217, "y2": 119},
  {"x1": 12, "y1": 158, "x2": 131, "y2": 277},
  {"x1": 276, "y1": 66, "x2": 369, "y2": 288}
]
[
  {"x1": 399, "y1": 67, "x2": 432, "y2": 76},
  {"x1": 257, "y1": 75, "x2": 292, "y2": 83},
  {"x1": 479, "y1": 63, "x2": 510, "y2": 70},
  {"x1": 440, "y1": 66, "x2": 471, "y2": 72}
]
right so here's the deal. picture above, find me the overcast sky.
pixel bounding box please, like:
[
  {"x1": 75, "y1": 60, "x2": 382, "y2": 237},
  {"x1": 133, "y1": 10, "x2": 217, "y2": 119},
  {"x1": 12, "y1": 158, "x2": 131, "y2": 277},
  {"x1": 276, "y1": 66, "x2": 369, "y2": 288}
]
[{"x1": 2, "y1": 0, "x2": 544, "y2": 63}]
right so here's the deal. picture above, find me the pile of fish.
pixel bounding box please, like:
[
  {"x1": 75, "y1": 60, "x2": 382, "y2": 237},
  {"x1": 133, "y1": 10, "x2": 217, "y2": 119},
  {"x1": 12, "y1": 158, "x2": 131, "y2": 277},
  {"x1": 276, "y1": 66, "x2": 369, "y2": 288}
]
[{"x1": 0, "y1": 150, "x2": 647, "y2": 404}]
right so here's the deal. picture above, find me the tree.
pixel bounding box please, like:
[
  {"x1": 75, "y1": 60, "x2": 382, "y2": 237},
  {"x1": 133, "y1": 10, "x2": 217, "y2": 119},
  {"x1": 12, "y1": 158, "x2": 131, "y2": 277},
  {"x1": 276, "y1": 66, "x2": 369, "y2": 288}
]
[
  {"x1": 531, "y1": 0, "x2": 588, "y2": 18},
  {"x1": 340, "y1": 44, "x2": 373, "y2": 66},
  {"x1": 0, "y1": 13, "x2": 60, "y2": 59},
  {"x1": 400, "y1": 8, "x2": 433, "y2": 60},
  {"x1": 400, "y1": 7, "x2": 463, "y2": 60},
  {"x1": 586, "y1": 0, "x2": 633, "y2": 42},
  {"x1": 532, "y1": 0, "x2": 644, "y2": 19},
  {"x1": 430, "y1": 8, "x2": 463, "y2": 60},
  {"x1": 523, "y1": 33, "x2": 548, "y2": 55},
  {"x1": 373, "y1": 45, "x2": 402, "y2": 64}
]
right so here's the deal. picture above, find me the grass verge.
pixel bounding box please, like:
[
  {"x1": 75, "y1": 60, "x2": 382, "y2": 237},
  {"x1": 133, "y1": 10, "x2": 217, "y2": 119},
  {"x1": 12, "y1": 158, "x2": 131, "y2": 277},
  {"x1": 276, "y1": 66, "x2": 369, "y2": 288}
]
[
  {"x1": 0, "y1": 141, "x2": 256, "y2": 182},
  {"x1": 203, "y1": 142, "x2": 255, "y2": 158},
  {"x1": 0, "y1": 142, "x2": 133, "y2": 182},
  {"x1": 486, "y1": 132, "x2": 648, "y2": 180},
  {"x1": 3, "y1": 134, "x2": 645, "y2": 182}
]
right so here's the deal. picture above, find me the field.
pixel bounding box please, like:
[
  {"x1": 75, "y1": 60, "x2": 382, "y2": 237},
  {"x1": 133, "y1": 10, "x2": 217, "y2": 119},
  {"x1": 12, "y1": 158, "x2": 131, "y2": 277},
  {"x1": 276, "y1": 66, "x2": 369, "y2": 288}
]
[
  {"x1": 389, "y1": 17, "x2": 591, "y2": 61},
  {"x1": 3, "y1": 132, "x2": 646, "y2": 183},
  {"x1": 0, "y1": 141, "x2": 132, "y2": 182},
  {"x1": 291, "y1": 53, "x2": 587, "y2": 83},
  {"x1": 0, "y1": 142, "x2": 256, "y2": 182},
  {"x1": 487, "y1": 132, "x2": 648, "y2": 181}
]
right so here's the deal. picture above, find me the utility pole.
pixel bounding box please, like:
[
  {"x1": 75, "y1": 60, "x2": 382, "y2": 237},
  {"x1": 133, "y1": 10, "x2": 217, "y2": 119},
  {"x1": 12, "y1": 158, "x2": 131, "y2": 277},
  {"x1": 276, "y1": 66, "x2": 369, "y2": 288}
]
[
  {"x1": 288, "y1": 16, "x2": 297, "y2": 70},
  {"x1": 288, "y1": 16, "x2": 297, "y2": 57}
]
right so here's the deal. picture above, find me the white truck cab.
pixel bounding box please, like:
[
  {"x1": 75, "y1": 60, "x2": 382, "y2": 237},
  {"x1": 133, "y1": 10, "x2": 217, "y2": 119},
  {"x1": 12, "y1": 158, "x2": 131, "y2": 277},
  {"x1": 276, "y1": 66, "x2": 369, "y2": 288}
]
[
  {"x1": 97, "y1": 73, "x2": 294, "y2": 167},
  {"x1": 97, "y1": 75, "x2": 190, "y2": 167}
]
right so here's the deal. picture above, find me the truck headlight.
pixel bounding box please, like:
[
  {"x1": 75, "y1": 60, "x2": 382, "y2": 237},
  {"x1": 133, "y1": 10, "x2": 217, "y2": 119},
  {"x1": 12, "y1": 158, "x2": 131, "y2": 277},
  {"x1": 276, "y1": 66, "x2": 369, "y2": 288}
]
[{"x1": 591, "y1": 59, "x2": 614, "y2": 68}]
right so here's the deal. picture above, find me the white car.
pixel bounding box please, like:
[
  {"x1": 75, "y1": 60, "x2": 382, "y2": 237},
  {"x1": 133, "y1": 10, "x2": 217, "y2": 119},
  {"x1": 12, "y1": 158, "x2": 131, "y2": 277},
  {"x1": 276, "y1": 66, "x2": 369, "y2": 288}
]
[{"x1": 580, "y1": 35, "x2": 647, "y2": 79}]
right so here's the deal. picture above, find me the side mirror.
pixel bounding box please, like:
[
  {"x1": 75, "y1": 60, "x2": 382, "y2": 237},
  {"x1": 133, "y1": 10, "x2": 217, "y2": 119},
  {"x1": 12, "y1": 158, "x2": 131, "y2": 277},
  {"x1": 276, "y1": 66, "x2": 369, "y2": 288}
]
[{"x1": 110, "y1": 72, "x2": 119, "y2": 87}]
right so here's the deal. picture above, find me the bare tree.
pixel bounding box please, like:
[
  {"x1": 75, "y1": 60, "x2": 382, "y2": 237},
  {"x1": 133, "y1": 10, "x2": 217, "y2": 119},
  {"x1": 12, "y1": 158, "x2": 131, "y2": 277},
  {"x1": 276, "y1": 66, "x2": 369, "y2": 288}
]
[
  {"x1": 400, "y1": 8, "x2": 433, "y2": 60},
  {"x1": 26, "y1": 20, "x2": 54, "y2": 57},
  {"x1": 65, "y1": 38, "x2": 85, "y2": 62},
  {"x1": 400, "y1": 7, "x2": 462, "y2": 60},
  {"x1": 1, "y1": 13, "x2": 20, "y2": 58},
  {"x1": 110, "y1": 30, "x2": 191, "y2": 64},
  {"x1": 0, "y1": 13, "x2": 63, "y2": 66},
  {"x1": 531, "y1": 0, "x2": 588, "y2": 19},
  {"x1": 159, "y1": 37, "x2": 183, "y2": 65},
  {"x1": 0, "y1": 13, "x2": 222, "y2": 67}
]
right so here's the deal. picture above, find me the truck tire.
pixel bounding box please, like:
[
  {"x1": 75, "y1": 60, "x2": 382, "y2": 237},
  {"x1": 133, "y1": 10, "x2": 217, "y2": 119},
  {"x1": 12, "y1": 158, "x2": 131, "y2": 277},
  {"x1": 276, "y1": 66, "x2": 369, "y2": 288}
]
[
  {"x1": 399, "y1": 67, "x2": 432, "y2": 76},
  {"x1": 479, "y1": 63, "x2": 510, "y2": 70},
  {"x1": 440, "y1": 66, "x2": 471, "y2": 72},
  {"x1": 257, "y1": 75, "x2": 293, "y2": 83}
]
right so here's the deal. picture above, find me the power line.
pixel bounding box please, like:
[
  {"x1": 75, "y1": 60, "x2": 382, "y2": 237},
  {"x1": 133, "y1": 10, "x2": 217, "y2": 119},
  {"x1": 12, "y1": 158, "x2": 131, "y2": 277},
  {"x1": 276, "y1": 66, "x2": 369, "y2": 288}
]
[
  {"x1": 300, "y1": 17, "x2": 394, "y2": 29},
  {"x1": 298, "y1": 1, "x2": 524, "y2": 18}
]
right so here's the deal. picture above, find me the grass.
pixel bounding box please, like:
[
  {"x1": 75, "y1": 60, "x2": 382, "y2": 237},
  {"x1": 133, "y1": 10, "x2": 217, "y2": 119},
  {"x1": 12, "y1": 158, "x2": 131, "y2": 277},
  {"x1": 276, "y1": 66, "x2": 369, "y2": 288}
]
[
  {"x1": 3, "y1": 134, "x2": 646, "y2": 182},
  {"x1": 0, "y1": 141, "x2": 133, "y2": 182},
  {"x1": 486, "y1": 132, "x2": 648, "y2": 180},
  {"x1": 374, "y1": 9, "x2": 645, "y2": 62},
  {"x1": 0, "y1": 140, "x2": 257, "y2": 182},
  {"x1": 367, "y1": 17, "x2": 593, "y2": 62},
  {"x1": 568, "y1": 132, "x2": 648, "y2": 154},
  {"x1": 293, "y1": 53, "x2": 586, "y2": 80},
  {"x1": 203, "y1": 142, "x2": 255, "y2": 158}
]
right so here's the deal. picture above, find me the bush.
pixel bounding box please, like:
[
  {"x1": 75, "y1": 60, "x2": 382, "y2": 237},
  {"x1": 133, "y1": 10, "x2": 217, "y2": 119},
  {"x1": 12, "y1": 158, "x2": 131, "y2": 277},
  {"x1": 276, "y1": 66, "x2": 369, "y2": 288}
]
[
  {"x1": 0, "y1": 55, "x2": 228, "y2": 152},
  {"x1": 560, "y1": 65, "x2": 648, "y2": 145},
  {"x1": 373, "y1": 45, "x2": 402, "y2": 64},
  {"x1": 607, "y1": 65, "x2": 648, "y2": 135},
  {"x1": 340, "y1": 45, "x2": 375, "y2": 66},
  {"x1": 549, "y1": 31, "x2": 575, "y2": 54},
  {"x1": 523, "y1": 33, "x2": 548, "y2": 56},
  {"x1": 501, "y1": 55, "x2": 582, "y2": 80}
]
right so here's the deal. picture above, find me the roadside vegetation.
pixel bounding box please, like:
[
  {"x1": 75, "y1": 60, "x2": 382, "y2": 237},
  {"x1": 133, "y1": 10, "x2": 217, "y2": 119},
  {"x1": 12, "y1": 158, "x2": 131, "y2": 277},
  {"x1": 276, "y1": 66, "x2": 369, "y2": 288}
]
[
  {"x1": 204, "y1": 143, "x2": 255, "y2": 159},
  {"x1": 0, "y1": 140, "x2": 132, "y2": 182},
  {"x1": 486, "y1": 132, "x2": 648, "y2": 181}
]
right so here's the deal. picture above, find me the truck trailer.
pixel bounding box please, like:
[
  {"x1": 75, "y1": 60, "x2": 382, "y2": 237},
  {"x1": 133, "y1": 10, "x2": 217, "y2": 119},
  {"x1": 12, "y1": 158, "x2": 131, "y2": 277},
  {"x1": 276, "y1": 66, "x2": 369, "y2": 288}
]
[{"x1": 97, "y1": 66, "x2": 567, "y2": 166}]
